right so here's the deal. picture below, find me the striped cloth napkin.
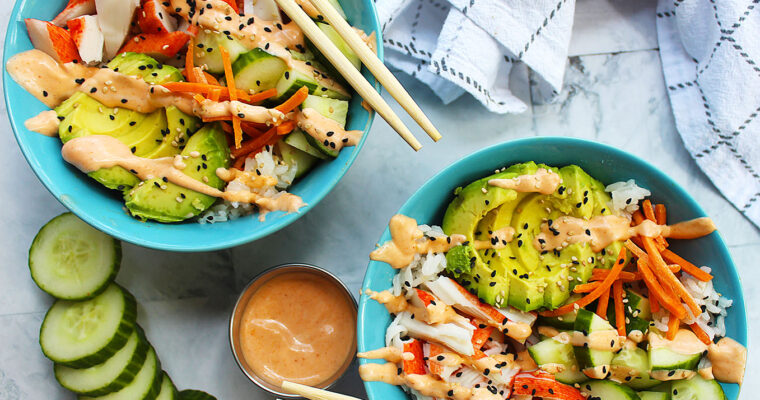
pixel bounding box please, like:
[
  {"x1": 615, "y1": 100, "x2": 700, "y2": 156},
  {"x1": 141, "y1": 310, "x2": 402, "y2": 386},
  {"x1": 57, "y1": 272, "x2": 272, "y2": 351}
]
[{"x1": 375, "y1": 0, "x2": 576, "y2": 113}]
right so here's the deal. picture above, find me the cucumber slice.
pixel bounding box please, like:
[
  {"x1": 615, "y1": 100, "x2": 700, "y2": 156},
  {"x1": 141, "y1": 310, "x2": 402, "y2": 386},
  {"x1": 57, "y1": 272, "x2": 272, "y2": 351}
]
[
  {"x1": 283, "y1": 130, "x2": 328, "y2": 160},
  {"x1": 582, "y1": 380, "x2": 641, "y2": 400},
  {"x1": 305, "y1": 22, "x2": 360, "y2": 82},
  {"x1": 573, "y1": 309, "x2": 616, "y2": 379},
  {"x1": 29, "y1": 213, "x2": 120, "y2": 300},
  {"x1": 40, "y1": 284, "x2": 137, "y2": 368},
  {"x1": 232, "y1": 48, "x2": 287, "y2": 92},
  {"x1": 275, "y1": 61, "x2": 350, "y2": 101},
  {"x1": 611, "y1": 346, "x2": 661, "y2": 390},
  {"x1": 304, "y1": 130, "x2": 339, "y2": 158},
  {"x1": 528, "y1": 338, "x2": 587, "y2": 384},
  {"x1": 194, "y1": 30, "x2": 247, "y2": 74},
  {"x1": 669, "y1": 375, "x2": 726, "y2": 400},
  {"x1": 178, "y1": 389, "x2": 218, "y2": 400},
  {"x1": 155, "y1": 372, "x2": 178, "y2": 400},
  {"x1": 54, "y1": 327, "x2": 149, "y2": 396},
  {"x1": 81, "y1": 347, "x2": 162, "y2": 400},
  {"x1": 301, "y1": 95, "x2": 348, "y2": 127},
  {"x1": 649, "y1": 347, "x2": 701, "y2": 372},
  {"x1": 278, "y1": 141, "x2": 319, "y2": 179},
  {"x1": 638, "y1": 392, "x2": 671, "y2": 400}
]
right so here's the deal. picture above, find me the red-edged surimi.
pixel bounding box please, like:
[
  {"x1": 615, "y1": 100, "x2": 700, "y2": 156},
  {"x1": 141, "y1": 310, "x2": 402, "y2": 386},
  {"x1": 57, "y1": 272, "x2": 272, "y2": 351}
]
[
  {"x1": 118, "y1": 31, "x2": 190, "y2": 59},
  {"x1": 66, "y1": 15, "x2": 103, "y2": 64},
  {"x1": 402, "y1": 339, "x2": 427, "y2": 375},
  {"x1": 25, "y1": 19, "x2": 82, "y2": 63},
  {"x1": 137, "y1": 0, "x2": 177, "y2": 34},
  {"x1": 51, "y1": 0, "x2": 96, "y2": 27},
  {"x1": 242, "y1": 0, "x2": 282, "y2": 21},
  {"x1": 95, "y1": 0, "x2": 139, "y2": 59},
  {"x1": 396, "y1": 312, "x2": 475, "y2": 356},
  {"x1": 469, "y1": 319, "x2": 494, "y2": 351}
]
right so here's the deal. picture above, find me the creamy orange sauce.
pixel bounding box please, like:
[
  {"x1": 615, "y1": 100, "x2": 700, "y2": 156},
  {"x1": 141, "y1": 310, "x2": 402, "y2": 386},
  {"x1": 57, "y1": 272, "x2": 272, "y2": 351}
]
[
  {"x1": 195, "y1": 99, "x2": 285, "y2": 124},
  {"x1": 239, "y1": 272, "x2": 356, "y2": 387},
  {"x1": 6, "y1": 50, "x2": 94, "y2": 108},
  {"x1": 549, "y1": 329, "x2": 624, "y2": 352},
  {"x1": 533, "y1": 215, "x2": 716, "y2": 252},
  {"x1": 362, "y1": 289, "x2": 462, "y2": 325},
  {"x1": 24, "y1": 110, "x2": 59, "y2": 136},
  {"x1": 487, "y1": 168, "x2": 562, "y2": 195},
  {"x1": 708, "y1": 337, "x2": 746, "y2": 384},
  {"x1": 297, "y1": 108, "x2": 362, "y2": 152},
  {"x1": 61, "y1": 135, "x2": 304, "y2": 213},
  {"x1": 648, "y1": 329, "x2": 708, "y2": 355}
]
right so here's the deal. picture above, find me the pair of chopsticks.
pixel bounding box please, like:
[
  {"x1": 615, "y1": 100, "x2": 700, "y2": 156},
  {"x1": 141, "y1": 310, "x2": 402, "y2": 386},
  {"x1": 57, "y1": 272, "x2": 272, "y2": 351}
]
[
  {"x1": 282, "y1": 381, "x2": 361, "y2": 400},
  {"x1": 273, "y1": 0, "x2": 441, "y2": 151}
]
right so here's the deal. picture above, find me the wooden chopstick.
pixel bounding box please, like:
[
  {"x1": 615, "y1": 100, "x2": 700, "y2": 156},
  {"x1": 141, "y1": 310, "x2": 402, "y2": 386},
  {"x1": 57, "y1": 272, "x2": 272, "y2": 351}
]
[
  {"x1": 281, "y1": 381, "x2": 362, "y2": 400},
  {"x1": 309, "y1": 0, "x2": 442, "y2": 143},
  {"x1": 273, "y1": 0, "x2": 424, "y2": 151}
]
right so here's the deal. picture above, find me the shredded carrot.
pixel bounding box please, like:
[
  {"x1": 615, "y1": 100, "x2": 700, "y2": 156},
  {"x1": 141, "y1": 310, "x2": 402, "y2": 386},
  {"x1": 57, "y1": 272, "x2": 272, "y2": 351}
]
[
  {"x1": 574, "y1": 281, "x2": 601, "y2": 294},
  {"x1": 275, "y1": 86, "x2": 309, "y2": 113},
  {"x1": 655, "y1": 204, "x2": 667, "y2": 225},
  {"x1": 636, "y1": 259, "x2": 686, "y2": 319},
  {"x1": 642, "y1": 200, "x2": 656, "y2": 221},
  {"x1": 641, "y1": 237, "x2": 702, "y2": 317},
  {"x1": 193, "y1": 67, "x2": 208, "y2": 84},
  {"x1": 185, "y1": 40, "x2": 195, "y2": 83},
  {"x1": 192, "y1": 94, "x2": 206, "y2": 104},
  {"x1": 219, "y1": 47, "x2": 243, "y2": 149},
  {"x1": 666, "y1": 313, "x2": 680, "y2": 340},
  {"x1": 276, "y1": 120, "x2": 296, "y2": 135},
  {"x1": 613, "y1": 280, "x2": 626, "y2": 336},
  {"x1": 591, "y1": 269, "x2": 638, "y2": 282},
  {"x1": 231, "y1": 126, "x2": 277, "y2": 158},
  {"x1": 662, "y1": 249, "x2": 713, "y2": 281},
  {"x1": 202, "y1": 116, "x2": 233, "y2": 122},
  {"x1": 541, "y1": 248, "x2": 627, "y2": 317},
  {"x1": 689, "y1": 323, "x2": 712, "y2": 345},
  {"x1": 162, "y1": 82, "x2": 251, "y2": 101},
  {"x1": 596, "y1": 287, "x2": 611, "y2": 319},
  {"x1": 632, "y1": 210, "x2": 645, "y2": 225},
  {"x1": 202, "y1": 71, "x2": 220, "y2": 86},
  {"x1": 650, "y1": 293, "x2": 661, "y2": 313},
  {"x1": 208, "y1": 87, "x2": 222, "y2": 102},
  {"x1": 247, "y1": 88, "x2": 278, "y2": 103},
  {"x1": 232, "y1": 154, "x2": 246, "y2": 170},
  {"x1": 220, "y1": 122, "x2": 233, "y2": 134}
]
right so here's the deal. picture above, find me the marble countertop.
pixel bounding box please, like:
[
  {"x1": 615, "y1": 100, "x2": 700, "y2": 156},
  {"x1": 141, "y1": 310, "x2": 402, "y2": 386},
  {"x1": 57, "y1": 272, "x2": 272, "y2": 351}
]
[{"x1": 0, "y1": 0, "x2": 755, "y2": 398}]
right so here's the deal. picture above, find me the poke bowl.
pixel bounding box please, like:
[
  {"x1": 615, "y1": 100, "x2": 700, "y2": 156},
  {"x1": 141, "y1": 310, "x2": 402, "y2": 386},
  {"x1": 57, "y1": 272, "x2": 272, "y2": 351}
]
[
  {"x1": 358, "y1": 137, "x2": 747, "y2": 400},
  {"x1": 3, "y1": 0, "x2": 382, "y2": 251}
]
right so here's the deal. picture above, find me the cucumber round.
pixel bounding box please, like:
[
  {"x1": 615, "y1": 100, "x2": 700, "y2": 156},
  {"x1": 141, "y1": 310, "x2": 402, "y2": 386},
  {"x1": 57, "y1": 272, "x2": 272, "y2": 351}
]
[
  {"x1": 638, "y1": 392, "x2": 670, "y2": 400},
  {"x1": 54, "y1": 326, "x2": 149, "y2": 396},
  {"x1": 670, "y1": 375, "x2": 726, "y2": 400},
  {"x1": 232, "y1": 48, "x2": 287, "y2": 92},
  {"x1": 178, "y1": 389, "x2": 218, "y2": 400},
  {"x1": 81, "y1": 347, "x2": 162, "y2": 400},
  {"x1": 528, "y1": 338, "x2": 587, "y2": 384},
  {"x1": 611, "y1": 346, "x2": 661, "y2": 390},
  {"x1": 29, "y1": 212, "x2": 121, "y2": 300},
  {"x1": 40, "y1": 284, "x2": 137, "y2": 368},
  {"x1": 582, "y1": 380, "x2": 641, "y2": 400},
  {"x1": 155, "y1": 372, "x2": 178, "y2": 400}
]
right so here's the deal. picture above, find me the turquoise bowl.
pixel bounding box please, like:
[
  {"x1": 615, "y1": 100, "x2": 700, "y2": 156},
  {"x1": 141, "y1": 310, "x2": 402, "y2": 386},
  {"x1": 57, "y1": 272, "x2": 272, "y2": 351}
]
[
  {"x1": 358, "y1": 137, "x2": 747, "y2": 399},
  {"x1": 3, "y1": 0, "x2": 382, "y2": 251}
]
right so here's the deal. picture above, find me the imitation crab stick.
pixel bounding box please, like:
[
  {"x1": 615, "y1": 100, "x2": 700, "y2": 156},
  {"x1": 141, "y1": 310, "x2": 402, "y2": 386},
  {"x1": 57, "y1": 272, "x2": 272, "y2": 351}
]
[
  {"x1": 541, "y1": 247, "x2": 627, "y2": 317},
  {"x1": 469, "y1": 320, "x2": 494, "y2": 350},
  {"x1": 613, "y1": 280, "x2": 626, "y2": 336},
  {"x1": 402, "y1": 339, "x2": 427, "y2": 375},
  {"x1": 511, "y1": 371, "x2": 585, "y2": 400}
]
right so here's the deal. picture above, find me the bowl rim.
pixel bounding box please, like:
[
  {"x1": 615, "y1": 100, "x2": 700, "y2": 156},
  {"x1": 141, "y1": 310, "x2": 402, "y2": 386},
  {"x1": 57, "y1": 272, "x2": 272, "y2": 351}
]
[
  {"x1": 357, "y1": 136, "x2": 748, "y2": 399},
  {"x1": 2, "y1": 0, "x2": 384, "y2": 252}
]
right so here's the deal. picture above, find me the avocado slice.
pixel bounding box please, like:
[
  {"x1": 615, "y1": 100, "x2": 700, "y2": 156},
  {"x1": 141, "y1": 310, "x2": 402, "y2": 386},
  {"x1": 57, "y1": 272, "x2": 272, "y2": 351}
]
[
  {"x1": 143, "y1": 106, "x2": 202, "y2": 159},
  {"x1": 107, "y1": 52, "x2": 184, "y2": 84},
  {"x1": 124, "y1": 124, "x2": 231, "y2": 223}
]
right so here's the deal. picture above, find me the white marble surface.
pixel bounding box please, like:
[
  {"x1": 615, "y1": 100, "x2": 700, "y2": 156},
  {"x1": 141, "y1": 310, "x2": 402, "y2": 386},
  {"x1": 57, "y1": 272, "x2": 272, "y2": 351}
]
[{"x1": 0, "y1": 0, "x2": 757, "y2": 399}]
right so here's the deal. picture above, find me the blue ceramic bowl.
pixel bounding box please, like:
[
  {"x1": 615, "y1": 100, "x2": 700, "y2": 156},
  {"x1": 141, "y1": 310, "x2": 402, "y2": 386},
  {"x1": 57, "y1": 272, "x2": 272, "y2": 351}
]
[
  {"x1": 3, "y1": 0, "x2": 382, "y2": 251},
  {"x1": 358, "y1": 137, "x2": 747, "y2": 399}
]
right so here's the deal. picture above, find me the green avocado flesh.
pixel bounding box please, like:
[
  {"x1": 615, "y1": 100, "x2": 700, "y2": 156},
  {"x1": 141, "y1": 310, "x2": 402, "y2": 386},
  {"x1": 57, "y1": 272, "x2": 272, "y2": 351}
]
[{"x1": 442, "y1": 161, "x2": 625, "y2": 312}]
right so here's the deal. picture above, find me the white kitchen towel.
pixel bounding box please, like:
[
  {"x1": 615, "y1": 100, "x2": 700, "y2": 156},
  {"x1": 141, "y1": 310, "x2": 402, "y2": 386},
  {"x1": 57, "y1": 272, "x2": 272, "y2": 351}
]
[
  {"x1": 656, "y1": 0, "x2": 760, "y2": 228},
  {"x1": 375, "y1": 0, "x2": 576, "y2": 113}
]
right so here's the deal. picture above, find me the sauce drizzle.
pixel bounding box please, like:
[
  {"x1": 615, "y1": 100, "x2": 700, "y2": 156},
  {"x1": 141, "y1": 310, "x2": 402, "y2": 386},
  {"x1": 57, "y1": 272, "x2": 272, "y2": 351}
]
[{"x1": 487, "y1": 168, "x2": 562, "y2": 195}]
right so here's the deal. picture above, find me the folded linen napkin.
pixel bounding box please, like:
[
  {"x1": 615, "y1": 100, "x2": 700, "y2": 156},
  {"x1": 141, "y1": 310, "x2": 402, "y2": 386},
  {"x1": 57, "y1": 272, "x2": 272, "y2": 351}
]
[
  {"x1": 656, "y1": 0, "x2": 760, "y2": 228},
  {"x1": 375, "y1": 0, "x2": 576, "y2": 113}
]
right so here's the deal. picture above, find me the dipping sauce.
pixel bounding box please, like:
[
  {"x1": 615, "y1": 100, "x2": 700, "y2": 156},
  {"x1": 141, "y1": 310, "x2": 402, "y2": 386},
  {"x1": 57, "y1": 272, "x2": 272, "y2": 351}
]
[{"x1": 237, "y1": 270, "x2": 357, "y2": 388}]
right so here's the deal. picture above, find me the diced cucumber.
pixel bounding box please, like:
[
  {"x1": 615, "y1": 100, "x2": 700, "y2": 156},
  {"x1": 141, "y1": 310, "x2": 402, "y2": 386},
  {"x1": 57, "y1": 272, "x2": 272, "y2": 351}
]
[
  {"x1": 178, "y1": 389, "x2": 218, "y2": 400},
  {"x1": 611, "y1": 346, "x2": 661, "y2": 390},
  {"x1": 193, "y1": 30, "x2": 247, "y2": 74},
  {"x1": 304, "y1": 128, "x2": 339, "y2": 158},
  {"x1": 40, "y1": 284, "x2": 137, "y2": 368},
  {"x1": 290, "y1": 48, "x2": 315, "y2": 61},
  {"x1": 528, "y1": 338, "x2": 587, "y2": 384},
  {"x1": 81, "y1": 347, "x2": 162, "y2": 400},
  {"x1": 538, "y1": 294, "x2": 581, "y2": 330},
  {"x1": 29, "y1": 213, "x2": 120, "y2": 300},
  {"x1": 54, "y1": 327, "x2": 149, "y2": 396},
  {"x1": 670, "y1": 375, "x2": 726, "y2": 400},
  {"x1": 155, "y1": 372, "x2": 178, "y2": 400},
  {"x1": 638, "y1": 392, "x2": 671, "y2": 400},
  {"x1": 305, "y1": 22, "x2": 360, "y2": 82},
  {"x1": 232, "y1": 48, "x2": 287, "y2": 92},
  {"x1": 301, "y1": 95, "x2": 348, "y2": 127},
  {"x1": 624, "y1": 290, "x2": 652, "y2": 321},
  {"x1": 573, "y1": 309, "x2": 616, "y2": 379},
  {"x1": 283, "y1": 130, "x2": 328, "y2": 160},
  {"x1": 275, "y1": 61, "x2": 350, "y2": 101},
  {"x1": 581, "y1": 380, "x2": 641, "y2": 400},
  {"x1": 649, "y1": 347, "x2": 702, "y2": 372},
  {"x1": 278, "y1": 141, "x2": 319, "y2": 179}
]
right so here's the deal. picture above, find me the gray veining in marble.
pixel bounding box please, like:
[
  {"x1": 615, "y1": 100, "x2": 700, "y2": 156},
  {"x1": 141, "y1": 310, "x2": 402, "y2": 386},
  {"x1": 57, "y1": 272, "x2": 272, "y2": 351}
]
[{"x1": 0, "y1": 0, "x2": 756, "y2": 398}]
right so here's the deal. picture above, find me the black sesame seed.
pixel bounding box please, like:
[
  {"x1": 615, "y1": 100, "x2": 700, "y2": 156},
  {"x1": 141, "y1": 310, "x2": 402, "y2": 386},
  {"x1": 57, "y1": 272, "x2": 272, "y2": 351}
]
[{"x1": 121, "y1": 99, "x2": 128, "y2": 104}]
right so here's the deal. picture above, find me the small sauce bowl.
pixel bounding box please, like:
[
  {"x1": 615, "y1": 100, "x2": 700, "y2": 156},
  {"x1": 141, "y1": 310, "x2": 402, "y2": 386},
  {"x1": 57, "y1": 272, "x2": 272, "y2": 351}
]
[{"x1": 229, "y1": 263, "x2": 357, "y2": 397}]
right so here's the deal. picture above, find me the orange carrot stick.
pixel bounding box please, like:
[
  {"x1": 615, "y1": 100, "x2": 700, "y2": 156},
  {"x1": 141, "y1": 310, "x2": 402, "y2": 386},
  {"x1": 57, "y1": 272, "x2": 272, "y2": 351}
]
[
  {"x1": 613, "y1": 280, "x2": 626, "y2": 336},
  {"x1": 574, "y1": 281, "x2": 602, "y2": 294},
  {"x1": 642, "y1": 200, "x2": 656, "y2": 221},
  {"x1": 591, "y1": 269, "x2": 638, "y2": 282},
  {"x1": 219, "y1": 47, "x2": 243, "y2": 149},
  {"x1": 667, "y1": 313, "x2": 680, "y2": 340},
  {"x1": 655, "y1": 204, "x2": 667, "y2": 225},
  {"x1": 689, "y1": 323, "x2": 712, "y2": 345},
  {"x1": 232, "y1": 154, "x2": 246, "y2": 170},
  {"x1": 185, "y1": 40, "x2": 195, "y2": 83},
  {"x1": 276, "y1": 120, "x2": 296, "y2": 135},
  {"x1": 596, "y1": 287, "x2": 611, "y2": 320},
  {"x1": 636, "y1": 259, "x2": 686, "y2": 319},
  {"x1": 641, "y1": 237, "x2": 701, "y2": 317},
  {"x1": 541, "y1": 248, "x2": 627, "y2": 317},
  {"x1": 661, "y1": 249, "x2": 713, "y2": 282},
  {"x1": 246, "y1": 88, "x2": 278, "y2": 103},
  {"x1": 632, "y1": 210, "x2": 645, "y2": 225},
  {"x1": 231, "y1": 126, "x2": 277, "y2": 158},
  {"x1": 275, "y1": 86, "x2": 309, "y2": 113},
  {"x1": 650, "y1": 293, "x2": 661, "y2": 313}
]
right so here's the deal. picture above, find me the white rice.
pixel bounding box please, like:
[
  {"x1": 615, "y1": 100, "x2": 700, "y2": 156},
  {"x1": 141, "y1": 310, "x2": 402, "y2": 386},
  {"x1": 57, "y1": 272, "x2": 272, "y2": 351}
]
[
  {"x1": 197, "y1": 146, "x2": 298, "y2": 224},
  {"x1": 605, "y1": 179, "x2": 651, "y2": 215},
  {"x1": 385, "y1": 312, "x2": 409, "y2": 350}
]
